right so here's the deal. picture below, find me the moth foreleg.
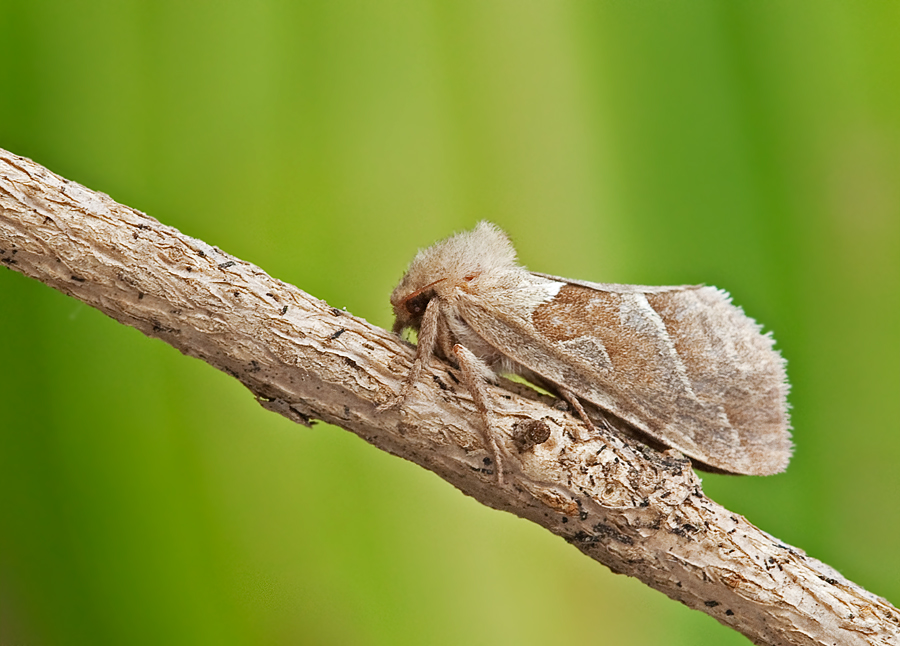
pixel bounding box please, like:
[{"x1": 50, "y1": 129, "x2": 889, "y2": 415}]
[
  {"x1": 378, "y1": 297, "x2": 442, "y2": 412},
  {"x1": 452, "y1": 343, "x2": 505, "y2": 485}
]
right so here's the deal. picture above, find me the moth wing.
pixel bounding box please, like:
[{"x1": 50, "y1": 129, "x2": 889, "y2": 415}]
[{"x1": 458, "y1": 274, "x2": 792, "y2": 475}]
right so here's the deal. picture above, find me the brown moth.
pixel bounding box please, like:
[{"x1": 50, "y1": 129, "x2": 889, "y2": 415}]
[{"x1": 381, "y1": 221, "x2": 792, "y2": 481}]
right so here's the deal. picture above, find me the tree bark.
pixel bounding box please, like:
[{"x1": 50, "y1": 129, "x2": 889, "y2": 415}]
[{"x1": 1, "y1": 148, "x2": 897, "y2": 646}]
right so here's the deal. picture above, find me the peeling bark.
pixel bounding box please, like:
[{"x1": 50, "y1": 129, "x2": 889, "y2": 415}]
[{"x1": 1, "y1": 148, "x2": 897, "y2": 646}]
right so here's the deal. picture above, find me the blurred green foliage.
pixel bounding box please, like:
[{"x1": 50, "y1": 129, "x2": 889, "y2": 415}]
[{"x1": 1, "y1": 1, "x2": 897, "y2": 644}]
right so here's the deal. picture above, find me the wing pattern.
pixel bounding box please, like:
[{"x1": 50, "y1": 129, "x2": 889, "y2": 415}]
[{"x1": 458, "y1": 275, "x2": 791, "y2": 475}]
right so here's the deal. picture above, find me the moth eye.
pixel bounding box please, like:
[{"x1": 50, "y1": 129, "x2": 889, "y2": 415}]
[{"x1": 404, "y1": 292, "x2": 431, "y2": 317}]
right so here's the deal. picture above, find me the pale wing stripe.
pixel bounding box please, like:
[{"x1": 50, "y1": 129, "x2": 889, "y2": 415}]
[
  {"x1": 626, "y1": 293, "x2": 698, "y2": 400},
  {"x1": 558, "y1": 336, "x2": 612, "y2": 372}
]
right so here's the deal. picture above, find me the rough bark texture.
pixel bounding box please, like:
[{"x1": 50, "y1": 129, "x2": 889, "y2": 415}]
[{"x1": 1, "y1": 148, "x2": 897, "y2": 646}]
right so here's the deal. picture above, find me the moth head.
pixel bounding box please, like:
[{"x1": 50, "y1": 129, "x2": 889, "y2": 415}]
[
  {"x1": 391, "y1": 278, "x2": 445, "y2": 333},
  {"x1": 390, "y1": 221, "x2": 520, "y2": 333}
]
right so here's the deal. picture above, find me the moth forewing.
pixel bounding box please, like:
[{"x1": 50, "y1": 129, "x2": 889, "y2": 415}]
[
  {"x1": 461, "y1": 276, "x2": 791, "y2": 475},
  {"x1": 386, "y1": 222, "x2": 792, "y2": 480}
]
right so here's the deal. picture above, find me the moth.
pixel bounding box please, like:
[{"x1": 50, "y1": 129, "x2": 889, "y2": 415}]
[{"x1": 380, "y1": 222, "x2": 792, "y2": 482}]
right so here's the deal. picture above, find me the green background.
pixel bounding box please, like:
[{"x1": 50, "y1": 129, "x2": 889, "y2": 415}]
[{"x1": 1, "y1": 2, "x2": 898, "y2": 644}]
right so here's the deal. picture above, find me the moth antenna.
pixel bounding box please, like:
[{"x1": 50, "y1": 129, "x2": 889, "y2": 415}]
[{"x1": 399, "y1": 278, "x2": 446, "y2": 309}]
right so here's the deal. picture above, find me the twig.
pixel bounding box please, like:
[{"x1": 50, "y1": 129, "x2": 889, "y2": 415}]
[{"x1": 1, "y1": 148, "x2": 897, "y2": 646}]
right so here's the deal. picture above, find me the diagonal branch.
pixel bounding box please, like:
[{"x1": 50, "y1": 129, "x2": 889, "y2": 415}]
[{"x1": 1, "y1": 148, "x2": 897, "y2": 646}]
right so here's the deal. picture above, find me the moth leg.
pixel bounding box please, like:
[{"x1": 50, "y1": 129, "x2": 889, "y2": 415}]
[
  {"x1": 452, "y1": 343, "x2": 505, "y2": 485},
  {"x1": 435, "y1": 313, "x2": 456, "y2": 366},
  {"x1": 378, "y1": 297, "x2": 442, "y2": 412},
  {"x1": 558, "y1": 386, "x2": 595, "y2": 441}
]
